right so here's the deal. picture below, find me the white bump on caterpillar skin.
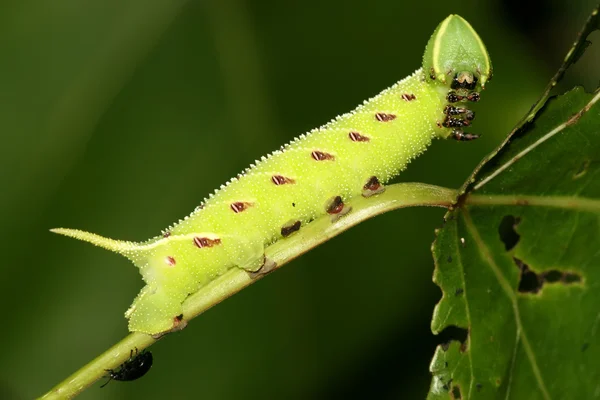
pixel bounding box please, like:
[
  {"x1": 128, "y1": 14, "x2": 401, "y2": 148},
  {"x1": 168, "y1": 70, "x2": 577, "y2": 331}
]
[{"x1": 170, "y1": 68, "x2": 445, "y2": 238}]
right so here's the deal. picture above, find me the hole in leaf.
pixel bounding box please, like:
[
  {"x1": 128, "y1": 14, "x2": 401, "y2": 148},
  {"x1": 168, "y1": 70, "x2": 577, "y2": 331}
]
[
  {"x1": 514, "y1": 257, "x2": 583, "y2": 293},
  {"x1": 515, "y1": 257, "x2": 542, "y2": 293},
  {"x1": 437, "y1": 325, "x2": 469, "y2": 352},
  {"x1": 499, "y1": 215, "x2": 521, "y2": 251}
]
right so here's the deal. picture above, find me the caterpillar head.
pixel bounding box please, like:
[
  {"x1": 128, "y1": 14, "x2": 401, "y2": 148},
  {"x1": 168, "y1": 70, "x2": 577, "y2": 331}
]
[{"x1": 423, "y1": 14, "x2": 492, "y2": 91}]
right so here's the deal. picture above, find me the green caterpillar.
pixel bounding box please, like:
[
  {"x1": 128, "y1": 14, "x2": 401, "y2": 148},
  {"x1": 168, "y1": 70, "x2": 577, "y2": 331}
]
[{"x1": 52, "y1": 15, "x2": 492, "y2": 335}]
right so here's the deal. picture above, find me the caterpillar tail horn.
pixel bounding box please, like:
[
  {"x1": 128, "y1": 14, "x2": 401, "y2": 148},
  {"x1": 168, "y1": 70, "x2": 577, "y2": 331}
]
[{"x1": 50, "y1": 228, "x2": 141, "y2": 259}]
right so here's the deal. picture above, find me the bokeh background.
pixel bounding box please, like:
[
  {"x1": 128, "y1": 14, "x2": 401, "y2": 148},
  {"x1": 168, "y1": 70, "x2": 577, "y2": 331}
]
[{"x1": 0, "y1": 0, "x2": 598, "y2": 398}]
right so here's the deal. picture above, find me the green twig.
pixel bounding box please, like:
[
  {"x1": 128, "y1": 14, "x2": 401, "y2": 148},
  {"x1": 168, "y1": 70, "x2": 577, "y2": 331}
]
[{"x1": 40, "y1": 182, "x2": 457, "y2": 399}]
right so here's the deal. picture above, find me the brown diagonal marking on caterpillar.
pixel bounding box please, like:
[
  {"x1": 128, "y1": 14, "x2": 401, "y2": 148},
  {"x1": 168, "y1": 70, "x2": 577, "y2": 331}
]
[
  {"x1": 348, "y1": 131, "x2": 370, "y2": 142},
  {"x1": 165, "y1": 256, "x2": 176, "y2": 266},
  {"x1": 401, "y1": 93, "x2": 416, "y2": 101},
  {"x1": 271, "y1": 175, "x2": 296, "y2": 185},
  {"x1": 193, "y1": 237, "x2": 222, "y2": 248},
  {"x1": 311, "y1": 150, "x2": 335, "y2": 161},
  {"x1": 375, "y1": 112, "x2": 396, "y2": 122},
  {"x1": 230, "y1": 201, "x2": 253, "y2": 213}
]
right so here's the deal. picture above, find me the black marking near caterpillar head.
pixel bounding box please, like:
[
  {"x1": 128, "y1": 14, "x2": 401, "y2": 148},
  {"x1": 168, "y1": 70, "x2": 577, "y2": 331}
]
[
  {"x1": 451, "y1": 72, "x2": 478, "y2": 90},
  {"x1": 101, "y1": 349, "x2": 153, "y2": 388}
]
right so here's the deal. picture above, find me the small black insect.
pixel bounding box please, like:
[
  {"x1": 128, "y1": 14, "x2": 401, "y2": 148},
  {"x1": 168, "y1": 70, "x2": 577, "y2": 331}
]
[{"x1": 101, "y1": 348, "x2": 153, "y2": 388}]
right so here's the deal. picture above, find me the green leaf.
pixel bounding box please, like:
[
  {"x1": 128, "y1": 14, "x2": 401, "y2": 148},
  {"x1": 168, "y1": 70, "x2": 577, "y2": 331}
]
[{"x1": 429, "y1": 85, "x2": 600, "y2": 399}]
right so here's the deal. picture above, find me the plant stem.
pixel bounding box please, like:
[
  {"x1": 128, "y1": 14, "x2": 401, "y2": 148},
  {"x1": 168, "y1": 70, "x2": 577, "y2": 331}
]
[{"x1": 40, "y1": 182, "x2": 457, "y2": 399}]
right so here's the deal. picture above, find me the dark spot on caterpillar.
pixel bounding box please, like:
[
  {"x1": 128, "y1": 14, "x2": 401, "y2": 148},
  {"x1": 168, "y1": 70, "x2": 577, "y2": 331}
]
[
  {"x1": 101, "y1": 348, "x2": 152, "y2": 388},
  {"x1": 281, "y1": 220, "x2": 301, "y2": 237},
  {"x1": 230, "y1": 201, "x2": 253, "y2": 213},
  {"x1": 165, "y1": 256, "x2": 176, "y2": 266},
  {"x1": 375, "y1": 112, "x2": 396, "y2": 122},
  {"x1": 362, "y1": 176, "x2": 385, "y2": 197},
  {"x1": 444, "y1": 105, "x2": 475, "y2": 121},
  {"x1": 292, "y1": 202, "x2": 296, "y2": 207},
  {"x1": 467, "y1": 92, "x2": 480, "y2": 102},
  {"x1": 271, "y1": 175, "x2": 295, "y2": 185},
  {"x1": 401, "y1": 93, "x2": 416, "y2": 101},
  {"x1": 446, "y1": 91, "x2": 462, "y2": 103},
  {"x1": 193, "y1": 236, "x2": 222, "y2": 248},
  {"x1": 443, "y1": 117, "x2": 471, "y2": 128},
  {"x1": 325, "y1": 196, "x2": 344, "y2": 214},
  {"x1": 455, "y1": 288, "x2": 464, "y2": 296},
  {"x1": 311, "y1": 150, "x2": 335, "y2": 161},
  {"x1": 348, "y1": 131, "x2": 370, "y2": 142},
  {"x1": 162, "y1": 231, "x2": 171, "y2": 238},
  {"x1": 364, "y1": 176, "x2": 380, "y2": 191}
]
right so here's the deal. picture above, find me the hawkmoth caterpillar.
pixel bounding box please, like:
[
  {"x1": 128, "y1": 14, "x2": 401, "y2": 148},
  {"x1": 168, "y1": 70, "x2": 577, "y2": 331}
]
[{"x1": 52, "y1": 15, "x2": 492, "y2": 335}]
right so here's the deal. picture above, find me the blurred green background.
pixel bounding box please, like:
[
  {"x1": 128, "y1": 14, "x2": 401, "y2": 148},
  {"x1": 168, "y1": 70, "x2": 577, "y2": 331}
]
[{"x1": 0, "y1": 0, "x2": 597, "y2": 398}]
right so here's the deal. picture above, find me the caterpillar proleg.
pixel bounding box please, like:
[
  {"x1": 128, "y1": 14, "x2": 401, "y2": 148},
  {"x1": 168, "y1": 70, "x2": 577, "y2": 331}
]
[{"x1": 52, "y1": 15, "x2": 492, "y2": 335}]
